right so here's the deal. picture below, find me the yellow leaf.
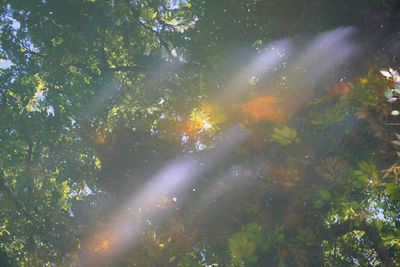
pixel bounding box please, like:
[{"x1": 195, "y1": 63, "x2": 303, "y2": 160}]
[
  {"x1": 51, "y1": 37, "x2": 64, "y2": 47},
  {"x1": 94, "y1": 157, "x2": 101, "y2": 167}
]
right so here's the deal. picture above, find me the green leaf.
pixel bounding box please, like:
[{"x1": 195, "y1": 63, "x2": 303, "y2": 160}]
[
  {"x1": 386, "y1": 183, "x2": 400, "y2": 200},
  {"x1": 319, "y1": 190, "x2": 331, "y2": 200},
  {"x1": 229, "y1": 233, "x2": 258, "y2": 265},
  {"x1": 384, "y1": 88, "x2": 393, "y2": 99},
  {"x1": 271, "y1": 126, "x2": 299, "y2": 146}
]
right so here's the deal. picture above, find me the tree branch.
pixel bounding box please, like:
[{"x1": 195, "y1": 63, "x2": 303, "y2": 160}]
[
  {"x1": 127, "y1": 3, "x2": 180, "y2": 63},
  {"x1": 360, "y1": 221, "x2": 398, "y2": 267},
  {"x1": 321, "y1": 220, "x2": 398, "y2": 267},
  {"x1": 382, "y1": 49, "x2": 400, "y2": 65}
]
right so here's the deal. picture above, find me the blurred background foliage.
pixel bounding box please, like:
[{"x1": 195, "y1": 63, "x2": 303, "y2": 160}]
[{"x1": 0, "y1": 0, "x2": 400, "y2": 266}]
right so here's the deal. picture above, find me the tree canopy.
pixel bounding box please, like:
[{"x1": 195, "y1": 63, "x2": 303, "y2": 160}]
[{"x1": 0, "y1": 0, "x2": 400, "y2": 266}]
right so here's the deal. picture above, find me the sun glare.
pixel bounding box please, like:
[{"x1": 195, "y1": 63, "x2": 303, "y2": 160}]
[
  {"x1": 77, "y1": 27, "x2": 358, "y2": 265},
  {"x1": 184, "y1": 107, "x2": 214, "y2": 136}
]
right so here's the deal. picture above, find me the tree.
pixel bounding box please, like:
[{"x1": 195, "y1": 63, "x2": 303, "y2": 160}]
[{"x1": 0, "y1": 0, "x2": 400, "y2": 266}]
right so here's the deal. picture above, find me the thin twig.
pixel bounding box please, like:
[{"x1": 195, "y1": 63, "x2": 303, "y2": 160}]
[
  {"x1": 382, "y1": 49, "x2": 400, "y2": 64},
  {"x1": 380, "y1": 161, "x2": 400, "y2": 179},
  {"x1": 384, "y1": 123, "x2": 400, "y2": 126},
  {"x1": 136, "y1": 18, "x2": 179, "y2": 63}
]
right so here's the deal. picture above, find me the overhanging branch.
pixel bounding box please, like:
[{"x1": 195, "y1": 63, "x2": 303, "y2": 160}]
[{"x1": 321, "y1": 220, "x2": 397, "y2": 267}]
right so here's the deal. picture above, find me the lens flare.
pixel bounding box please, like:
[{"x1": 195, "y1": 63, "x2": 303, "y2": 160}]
[
  {"x1": 78, "y1": 126, "x2": 246, "y2": 265},
  {"x1": 76, "y1": 27, "x2": 358, "y2": 266}
]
